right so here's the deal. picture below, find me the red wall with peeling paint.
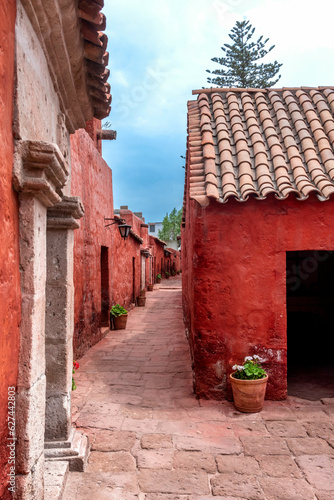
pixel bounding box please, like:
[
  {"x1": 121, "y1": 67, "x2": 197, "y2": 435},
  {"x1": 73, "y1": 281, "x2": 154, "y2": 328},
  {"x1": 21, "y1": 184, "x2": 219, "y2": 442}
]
[
  {"x1": 0, "y1": 2, "x2": 20, "y2": 498},
  {"x1": 183, "y1": 195, "x2": 334, "y2": 400},
  {"x1": 71, "y1": 123, "x2": 114, "y2": 358}
]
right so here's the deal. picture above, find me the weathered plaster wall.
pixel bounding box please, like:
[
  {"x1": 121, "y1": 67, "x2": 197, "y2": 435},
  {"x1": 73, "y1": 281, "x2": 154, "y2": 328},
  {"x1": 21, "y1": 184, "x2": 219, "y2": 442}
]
[
  {"x1": 71, "y1": 125, "x2": 113, "y2": 358},
  {"x1": 149, "y1": 236, "x2": 165, "y2": 282},
  {"x1": 0, "y1": 2, "x2": 20, "y2": 498},
  {"x1": 183, "y1": 195, "x2": 334, "y2": 401},
  {"x1": 112, "y1": 210, "x2": 149, "y2": 309},
  {"x1": 165, "y1": 248, "x2": 181, "y2": 274}
]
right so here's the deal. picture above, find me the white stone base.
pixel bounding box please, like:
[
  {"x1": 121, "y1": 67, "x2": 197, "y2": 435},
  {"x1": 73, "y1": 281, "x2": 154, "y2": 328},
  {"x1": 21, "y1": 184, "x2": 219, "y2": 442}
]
[{"x1": 44, "y1": 461, "x2": 69, "y2": 499}]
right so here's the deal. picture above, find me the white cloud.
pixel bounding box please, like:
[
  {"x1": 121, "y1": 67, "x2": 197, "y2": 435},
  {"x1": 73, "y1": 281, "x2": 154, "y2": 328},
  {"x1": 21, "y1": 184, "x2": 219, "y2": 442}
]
[{"x1": 245, "y1": 0, "x2": 334, "y2": 51}]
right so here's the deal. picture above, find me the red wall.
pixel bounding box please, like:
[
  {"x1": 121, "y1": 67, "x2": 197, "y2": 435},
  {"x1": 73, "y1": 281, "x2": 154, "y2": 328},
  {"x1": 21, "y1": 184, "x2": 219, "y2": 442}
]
[
  {"x1": 165, "y1": 247, "x2": 181, "y2": 275},
  {"x1": 0, "y1": 2, "x2": 20, "y2": 498},
  {"x1": 183, "y1": 194, "x2": 334, "y2": 400},
  {"x1": 112, "y1": 209, "x2": 148, "y2": 309},
  {"x1": 71, "y1": 122, "x2": 114, "y2": 358},
  {"x1": 149, "y1": 236, "x2": 165, "y2": 281},
  {"x1": 112, "y1": 214, "x2": 181, "y2": 309}
]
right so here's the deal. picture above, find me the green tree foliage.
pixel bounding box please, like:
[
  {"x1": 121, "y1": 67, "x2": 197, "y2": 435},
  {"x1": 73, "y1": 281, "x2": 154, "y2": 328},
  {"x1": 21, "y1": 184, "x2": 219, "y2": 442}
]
[
  {"x1": 158, "y1": 208, "x2": 182, "y2": 242},
  {"x1": 206, "y1": 20, "x2": 282, "y2": 88}
]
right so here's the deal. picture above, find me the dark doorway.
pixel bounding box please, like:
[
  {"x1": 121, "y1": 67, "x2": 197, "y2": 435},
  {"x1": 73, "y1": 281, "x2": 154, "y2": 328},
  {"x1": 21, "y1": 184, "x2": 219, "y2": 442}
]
[
  {"x1": 132, "y1": 257, "x2": 136, "y2": 303},
  {"x1": 100, "y1": 246, "x2": 109, "y2": 327},
  {"x1": 286, "y1": 250, "x2": 334, "y2": 400}
]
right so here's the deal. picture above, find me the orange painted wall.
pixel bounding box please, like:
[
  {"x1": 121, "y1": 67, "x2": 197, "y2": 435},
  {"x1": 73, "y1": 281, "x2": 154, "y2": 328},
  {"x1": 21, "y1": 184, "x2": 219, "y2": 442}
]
[
  {"x1": 0, "y1": 2, "x2": 20, "y2": 498},
  {"x1": 71, "y1": 124, "x2": 114, "y2": 358},
  {"x1": 183, "y1": 195, "x2": 334, "y2": 400}
]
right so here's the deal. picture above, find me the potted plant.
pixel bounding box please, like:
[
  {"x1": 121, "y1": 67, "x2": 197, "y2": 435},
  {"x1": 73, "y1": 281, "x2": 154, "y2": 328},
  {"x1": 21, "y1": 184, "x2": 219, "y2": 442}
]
[
  {"x1": 137, "y1": 295, "x2": 146, "y2": 307},
  {"x1": 230, "y1": 355, "x2": 268, "y2": 413},
  {"x1": 110, "y1": 304, "x2": 128, "y2": 330},
  {"x1": 156, "y1": 273, "x2": 162, "y2": 283},
  {"x1": 139, "y1": 289, "x2": 146, "y2": 298},
  {"x1": 147, "y1": 283, "x2": 154, "y2": 291},
  {"x1": 165, "y1": 271, "x2": 170, "y2": 279},
  {"x1": 171, "y1": 270, "x2": 176, "y2": 276},
  {"x1": 72, "y1": 361, "x2": 80, "y2": 391}
]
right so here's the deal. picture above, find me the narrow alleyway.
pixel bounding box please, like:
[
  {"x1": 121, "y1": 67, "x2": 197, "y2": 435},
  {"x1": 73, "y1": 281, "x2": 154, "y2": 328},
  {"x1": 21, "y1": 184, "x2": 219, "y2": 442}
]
[{"x1": 63, "y1": 276, "x2": 334, "y2": 500}]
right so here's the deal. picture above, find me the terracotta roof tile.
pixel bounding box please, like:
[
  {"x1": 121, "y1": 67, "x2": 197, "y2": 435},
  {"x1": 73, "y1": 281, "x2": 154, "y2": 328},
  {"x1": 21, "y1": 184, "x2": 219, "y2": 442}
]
[
  {"x1": 79, "y1": 0, "x2": 111, "y2": 119},
  {"x1": 187, "y1": 87, "x2": 334, "y2": 206}
]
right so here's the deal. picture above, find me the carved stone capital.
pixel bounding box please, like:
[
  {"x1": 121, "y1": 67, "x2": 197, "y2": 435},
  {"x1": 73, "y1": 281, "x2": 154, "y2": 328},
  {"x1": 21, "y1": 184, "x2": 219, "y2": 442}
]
[
  {"x1": 13, "y1": 139, "x2": 69, "y2": 207},
  {"x1": 47, "y1": 196, "x2": 85, "y2": 230}
]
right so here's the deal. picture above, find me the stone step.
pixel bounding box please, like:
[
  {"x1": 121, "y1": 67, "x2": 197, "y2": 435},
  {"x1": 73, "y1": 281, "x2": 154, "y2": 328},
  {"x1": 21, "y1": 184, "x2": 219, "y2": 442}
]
[
  {"x1": 45, "y1": 429, "x2": 90, "y2": 472},
  {"x1": 45, "y1": 426, "x2": 76, "y2": 450},
  {"x1": 44, "y1": 461, "x2": 69, "y2": 499}
]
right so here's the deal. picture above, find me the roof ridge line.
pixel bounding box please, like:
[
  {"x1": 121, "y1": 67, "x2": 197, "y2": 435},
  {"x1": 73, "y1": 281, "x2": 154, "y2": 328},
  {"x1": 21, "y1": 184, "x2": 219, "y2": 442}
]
[{"x1": 192, "y1": 86, "x2": 334, "y2": 95}]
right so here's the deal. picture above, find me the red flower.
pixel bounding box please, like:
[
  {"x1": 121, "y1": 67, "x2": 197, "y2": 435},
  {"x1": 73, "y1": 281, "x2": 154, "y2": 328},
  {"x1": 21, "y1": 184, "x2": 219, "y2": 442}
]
[{"x1": 73, "y1": 361, "x2": 80, "y2": 370}]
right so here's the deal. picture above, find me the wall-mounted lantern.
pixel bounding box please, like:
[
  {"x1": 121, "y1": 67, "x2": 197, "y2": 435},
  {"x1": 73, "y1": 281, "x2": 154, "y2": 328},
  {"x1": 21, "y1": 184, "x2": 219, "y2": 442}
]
[
  {"x1": 141, "y1": 249, "x2": 150, "y2": 258},
  {"x1": 104, "y1": 216, "x2": 131, "y2": 240}
]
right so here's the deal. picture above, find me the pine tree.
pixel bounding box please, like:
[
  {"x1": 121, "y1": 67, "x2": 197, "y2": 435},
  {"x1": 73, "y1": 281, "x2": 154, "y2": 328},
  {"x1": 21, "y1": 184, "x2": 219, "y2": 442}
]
[{"x1": 206, "y1": 20, "x2": 282, "y2": 88}]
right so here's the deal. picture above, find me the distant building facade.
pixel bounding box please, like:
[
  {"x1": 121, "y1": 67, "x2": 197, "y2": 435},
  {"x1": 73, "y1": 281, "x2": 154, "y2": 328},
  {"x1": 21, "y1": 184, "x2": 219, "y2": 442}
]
[{"x1": 148, "y1": 221, "x2": 163, "y2": 237}]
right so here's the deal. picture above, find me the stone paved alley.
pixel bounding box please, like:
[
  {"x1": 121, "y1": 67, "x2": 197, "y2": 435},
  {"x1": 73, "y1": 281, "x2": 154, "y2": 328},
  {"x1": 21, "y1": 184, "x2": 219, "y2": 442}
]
[{"x1": 63, "y1": 276, "x2": 334, "y2": 500}]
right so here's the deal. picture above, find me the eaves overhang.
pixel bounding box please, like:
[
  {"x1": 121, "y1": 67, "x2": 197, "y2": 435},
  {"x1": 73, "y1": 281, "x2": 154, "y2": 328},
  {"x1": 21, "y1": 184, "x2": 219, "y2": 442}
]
[{"x1": 21, "y1": 0, "x2": 111, "y2": 133}]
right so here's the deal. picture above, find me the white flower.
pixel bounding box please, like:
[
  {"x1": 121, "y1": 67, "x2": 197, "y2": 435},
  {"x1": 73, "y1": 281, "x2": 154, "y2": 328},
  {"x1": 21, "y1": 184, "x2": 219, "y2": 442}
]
[
  {"x1": 244, "y1": 356, "x2": 253, "y2": 361},
  {"x1": 232, "y1": 364, "x2": 245, "y2": 371}
]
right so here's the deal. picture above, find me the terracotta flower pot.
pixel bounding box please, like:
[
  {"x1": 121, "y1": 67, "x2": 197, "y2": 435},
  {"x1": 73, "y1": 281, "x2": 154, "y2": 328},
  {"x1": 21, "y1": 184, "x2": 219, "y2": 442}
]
[
  {"x1": 112, "y1": 314, "x2": 128, "y2": 330},
  {"x1": 139, "y1": 289, "x2": 146, "y2": 298},
  {"x1": 230, "y1": 374, "x2": 268, "y2": 413},
  {"x1": 156, "y1": 278, "x2": 161, "y2": 283},
  {"x1": 148, "y1": 284, "x2": 153, "y2": 291},
  {"x1": 137, "y1": 296, "x2": 146, "y2": 307}
]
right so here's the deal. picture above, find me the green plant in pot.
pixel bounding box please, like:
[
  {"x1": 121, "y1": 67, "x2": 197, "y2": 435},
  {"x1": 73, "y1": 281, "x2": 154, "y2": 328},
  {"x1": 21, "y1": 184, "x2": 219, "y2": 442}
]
[
  {"x1": 156, "y1": 273, "x2": 162, "y2": 283},
  {"x1": 165, "y1": 271, "x2": 170, "y2": 279},
  {"x1": 230, "y1": 355, "x2": 268, "y2": 413},
  {"x1": 110, "y1": 304, "x2": 128, "y2": 330}
]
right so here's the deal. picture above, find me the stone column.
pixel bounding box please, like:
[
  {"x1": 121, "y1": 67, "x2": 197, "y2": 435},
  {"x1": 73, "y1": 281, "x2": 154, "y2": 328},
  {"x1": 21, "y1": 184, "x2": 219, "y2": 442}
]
[
  {"x1": 45, "y1": 197, "x2": 84, "y2": 441},
  {"x1": 13, "y1": 139, "x2": 69, "y2": 499}
]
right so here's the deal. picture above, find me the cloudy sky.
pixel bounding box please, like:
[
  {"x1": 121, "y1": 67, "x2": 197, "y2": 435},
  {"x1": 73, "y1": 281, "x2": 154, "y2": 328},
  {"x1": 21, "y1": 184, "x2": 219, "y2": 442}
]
[{"x1": 102, "y1": 0, "x2": 334, "y2": 223}]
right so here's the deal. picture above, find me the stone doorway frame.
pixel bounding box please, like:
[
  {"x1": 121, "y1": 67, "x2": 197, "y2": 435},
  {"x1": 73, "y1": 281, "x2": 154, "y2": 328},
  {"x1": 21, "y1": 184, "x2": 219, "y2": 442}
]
[{"x1": 13, "y1": 139, "x2": 86, "y2": 498}]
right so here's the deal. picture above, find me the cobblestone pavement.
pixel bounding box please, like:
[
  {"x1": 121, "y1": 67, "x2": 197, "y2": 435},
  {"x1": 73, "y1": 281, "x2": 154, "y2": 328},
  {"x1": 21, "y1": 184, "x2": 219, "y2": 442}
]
[{"x1": 63, "y1": 276, "x2": 334, "y2": 500}]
